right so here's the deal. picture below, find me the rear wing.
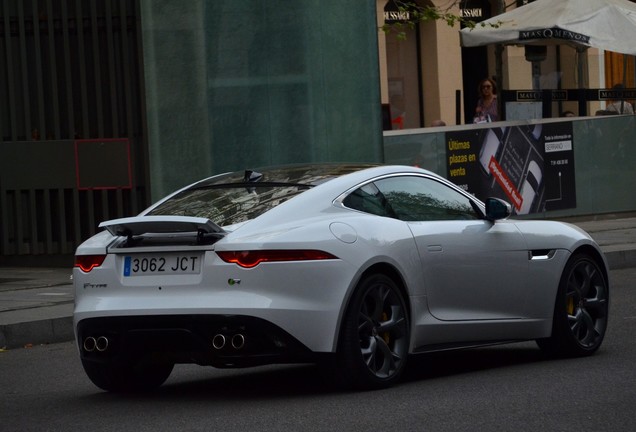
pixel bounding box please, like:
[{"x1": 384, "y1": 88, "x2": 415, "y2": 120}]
[{"x1": 99, "y1": 215, "x2": 226, "y2": 240}]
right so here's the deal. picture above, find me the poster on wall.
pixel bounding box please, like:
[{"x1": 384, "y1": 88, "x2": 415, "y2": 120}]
[{"x1": 446, "y1": 122, "x2": 576, "y2": 215}]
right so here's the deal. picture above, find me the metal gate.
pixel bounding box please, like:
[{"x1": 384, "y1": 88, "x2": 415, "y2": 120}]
[{"x1": 0, "y1": 0, "x2": 148, "y2": 265}]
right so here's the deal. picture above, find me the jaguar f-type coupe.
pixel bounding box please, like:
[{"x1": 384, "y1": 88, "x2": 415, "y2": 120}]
[{"x1": 73, "y1": 164, "x2": 609, "y2": 391}]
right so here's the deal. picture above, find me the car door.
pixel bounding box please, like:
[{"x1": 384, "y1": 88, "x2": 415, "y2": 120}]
[{"x1": 374, "y1": 175, "x2": 530, "y2": 321}]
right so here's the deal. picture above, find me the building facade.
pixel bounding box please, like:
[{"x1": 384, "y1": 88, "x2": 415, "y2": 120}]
[
  {"x1": 1, "y1": 0, "x2": 633, "y2": 264},
  {"x1": 377, "y1": 0, "x2": 635, "y2": 127},
  {"x1": 0, "y1": 0, "x2": 385, "y2": 265}
]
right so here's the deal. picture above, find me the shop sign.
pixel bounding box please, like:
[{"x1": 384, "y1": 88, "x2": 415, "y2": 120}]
[
  {"x1": 519, "y1": 28, "x2": 590, "y2": 44},
  {"x1": 599, "y1": 89, "x2": 636, "y2": 100},
  {"x1": 384, "y1": 0, "x2": 412, "y2": 24},
  {"x1": 517, "y1": 91, "x2": 542, "y2": 101},
  {"x1": 460, "y1": 8, "x2": 483, "y2": 18},
  {"x1": 551, "y1": 91, "x2": 567, "y2": 101},
  {"x1": 516, "y1": 90, "x2": 567, "y2": 101},
  {"x1": 460, "y1": 0, "x2": 488, "y2": 22}
]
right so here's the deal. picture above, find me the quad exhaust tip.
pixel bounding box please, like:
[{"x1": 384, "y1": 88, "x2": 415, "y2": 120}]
[
  {"x1": 96, "y1": 336, "x2": 109, "y2": 352},
  {"x1": 85, "y1": 333, "x2": 245, "y2": 353},
  {"x1": 231, "y1": 334, "x2": 245, "y2": 350},
  {"x1": 83, "y1": 336, "x2": 96, "y2": 352},
  {"x1": 212, "y1": 334, "x2": 226, "y2": 349},
  {"x1": 83, "y1": 336, "x2": 109, "y2": 352},
  {"x1": 212, "y1": 333, "x2": 245, "y2": 350}
]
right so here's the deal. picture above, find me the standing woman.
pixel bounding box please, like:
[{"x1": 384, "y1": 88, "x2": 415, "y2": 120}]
[{"x1": 474, "y1": 78, "x2": 498, "y2": 123}]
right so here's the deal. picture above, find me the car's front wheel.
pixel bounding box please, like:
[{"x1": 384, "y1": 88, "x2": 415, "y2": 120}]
[
  {"x1": 537, "y1": 253, "x2": 609, "y2": 357},
  {"x1": 337, "y1": 273, "x2": 409, "y2": 389},
  {"x1": 81, "y1": 357, "x2": 174, "y2": 392}
]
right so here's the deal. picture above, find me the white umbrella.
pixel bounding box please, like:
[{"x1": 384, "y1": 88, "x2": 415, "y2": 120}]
[{"x1": 460, "y1": 0, "x2": 636, "y2": 56}]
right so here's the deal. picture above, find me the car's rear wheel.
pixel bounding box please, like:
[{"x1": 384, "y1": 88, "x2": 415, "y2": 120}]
[
  {"x1": 337, "y1": 273, "x2": 409, "y2": 389},
  {"x1": 81, "y1": 358, "x2": 174, "y2": 392},
  {"x1": 537, "y1": 253, "x2": 609, "y2": 357}
]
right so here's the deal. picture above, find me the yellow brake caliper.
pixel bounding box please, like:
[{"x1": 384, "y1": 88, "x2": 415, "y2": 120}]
[{"x1": 567, "y1": 296, "x2": 575, "y2": 315}]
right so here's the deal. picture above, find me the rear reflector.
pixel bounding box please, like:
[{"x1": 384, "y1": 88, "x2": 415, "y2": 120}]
[
  {"x1": 216, "y1": 250, "x2": 337, "y2": 268},
  {"x1": 75, "y1": 255, "x2": 107, "y2": 272}
]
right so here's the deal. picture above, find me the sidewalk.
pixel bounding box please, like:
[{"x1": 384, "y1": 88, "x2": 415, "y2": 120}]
[
  {"x1": 0, "y1": 267, "x2": 74, "y2": 350},
  {"x1": 1, "y1": 216, "x2": 636, "y2": 350}
]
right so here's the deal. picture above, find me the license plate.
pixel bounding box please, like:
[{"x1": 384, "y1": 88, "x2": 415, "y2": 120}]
[{"x1": 123, "y1": 254, "x2": 202, "y2": 277}]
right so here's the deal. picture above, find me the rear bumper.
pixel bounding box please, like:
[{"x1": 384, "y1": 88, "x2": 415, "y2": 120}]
[
  {"x1": 73, "y1": 255, "x2": 356, "y2": 353},
  {"x1": 76, "y1": 315, "x2": 315, "y2": 368}
]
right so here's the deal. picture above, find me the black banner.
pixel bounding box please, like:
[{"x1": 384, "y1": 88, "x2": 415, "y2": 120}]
[{"x1": 446, "y1": 123, "x2": 576, "y2": 215}]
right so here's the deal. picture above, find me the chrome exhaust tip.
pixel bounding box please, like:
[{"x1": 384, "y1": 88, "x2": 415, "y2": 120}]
[
  {"x1": 83, "y1": 336, "x2": 97, "y2": 352},
  {"x1": 231, "y1": 334, "x2": 245, "y2": 350},
  {"x1": 212, "y1": 334, "x2": 226, "y2": 349},
  {"x1": 96, "y1": 336, "x2": 109, "y2": 352}
]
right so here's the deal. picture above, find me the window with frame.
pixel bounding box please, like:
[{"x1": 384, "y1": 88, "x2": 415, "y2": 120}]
[{"x1": 344, "y1": 175, "x2": 480, "y2": 222}]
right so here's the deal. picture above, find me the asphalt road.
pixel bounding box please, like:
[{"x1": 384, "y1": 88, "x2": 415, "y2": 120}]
[{"x1": 2, "y1": 268, "x2": 635, "y2": 432}]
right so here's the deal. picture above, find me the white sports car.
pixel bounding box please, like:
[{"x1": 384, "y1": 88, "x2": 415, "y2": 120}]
[{"x1": 73, "y1": 164, "x2": 609, "y2": 391}]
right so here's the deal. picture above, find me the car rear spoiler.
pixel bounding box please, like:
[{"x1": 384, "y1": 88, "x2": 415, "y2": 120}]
[{"x1": 99, "y1": 216, "x2": 226, "y2": 240}]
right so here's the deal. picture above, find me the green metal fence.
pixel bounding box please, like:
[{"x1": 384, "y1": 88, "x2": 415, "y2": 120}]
[{"x1": 0, "y1": 0, "x2": 148, "y2": 264}]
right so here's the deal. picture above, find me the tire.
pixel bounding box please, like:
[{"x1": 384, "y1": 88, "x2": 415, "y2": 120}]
[
  {"x1": 537, "y1": 253, "x2": 609, "y2": 357},
  {"x1": 337, "y1": 273, "x2": 409, "y2": 390},
  {"x1": 81, "y1": 357, "x2": 174, "y2": 392}
]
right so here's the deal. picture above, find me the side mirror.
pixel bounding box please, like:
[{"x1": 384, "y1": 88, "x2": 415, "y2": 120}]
[{"x1": 485, "y1": 197, "x2": 512, "y2": 221}]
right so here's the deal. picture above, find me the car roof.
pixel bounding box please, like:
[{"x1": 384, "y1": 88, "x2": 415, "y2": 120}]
[
  {"x1": 143, "y1": 163, "x2": 441, "y2": 218},
  {"x1": 190, "y1": 163, "x2": 383, "y2": 189}
]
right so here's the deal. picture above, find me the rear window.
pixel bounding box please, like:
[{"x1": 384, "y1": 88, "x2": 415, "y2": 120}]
[
  {"x1": 147, "y1": 185, "x2": 308, "y2": 227},
  {"x1": 147, "y1": 164, "x2": 375, "y2": 227}
]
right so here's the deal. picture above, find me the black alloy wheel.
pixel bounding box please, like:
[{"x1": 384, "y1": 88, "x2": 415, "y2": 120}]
[
  {"x1": 337, "y1": 273, "x2": 409, "y2": 389},
  {"x1": 537, "y1": 253, "x2": 609, "y2": 357}
]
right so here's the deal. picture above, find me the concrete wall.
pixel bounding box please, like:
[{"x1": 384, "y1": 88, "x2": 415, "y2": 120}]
[{"x1": 141, "y1": 0, "x2": 384, "y2": 201}]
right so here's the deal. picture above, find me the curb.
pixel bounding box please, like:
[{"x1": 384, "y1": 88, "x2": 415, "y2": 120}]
[
  {"x1": 602, "y1": 247, "x2": 636, "y2": 271},
  {"x1": 1, "y1": 316, "x2": 74, "y2": 349},
  {"x1": 0, "y1": 302, "x2": 74, "y2": 350}
]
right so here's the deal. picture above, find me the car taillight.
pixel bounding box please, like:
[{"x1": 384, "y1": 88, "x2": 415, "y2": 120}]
[
  {"x1": 75, "y1": 255, "x2": 107, "y2": 272},
  {"x1": 216, "y1": 250, "x2": 337, "y2": 268}
]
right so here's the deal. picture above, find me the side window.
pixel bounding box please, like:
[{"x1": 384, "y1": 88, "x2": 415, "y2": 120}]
[
  {"x1": 374, "y1": 176, "x2": 480, "y2": 221},
  {"x1": 343, "y1": 183, "x2": 396, "y2": 218}
]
